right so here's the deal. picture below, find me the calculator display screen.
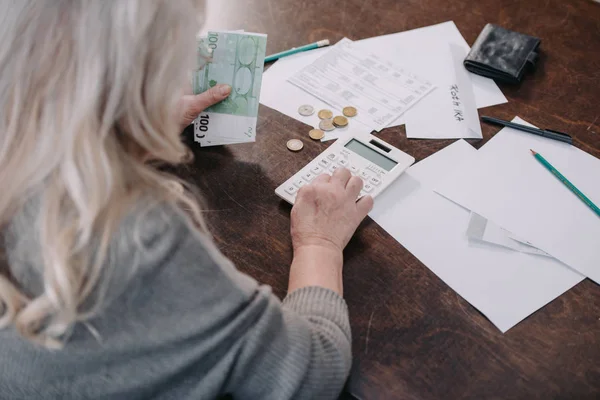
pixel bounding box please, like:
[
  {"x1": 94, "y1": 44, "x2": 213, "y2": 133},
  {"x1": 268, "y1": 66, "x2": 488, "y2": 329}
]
[{"x1": 344, "y1": 139, "x2": 397, "y2": 171}]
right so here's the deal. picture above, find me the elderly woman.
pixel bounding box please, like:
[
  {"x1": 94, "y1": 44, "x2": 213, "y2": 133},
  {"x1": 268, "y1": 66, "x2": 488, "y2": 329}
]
[{"x1": 0, "y1": 1, "x2": 373, "y2": 399}]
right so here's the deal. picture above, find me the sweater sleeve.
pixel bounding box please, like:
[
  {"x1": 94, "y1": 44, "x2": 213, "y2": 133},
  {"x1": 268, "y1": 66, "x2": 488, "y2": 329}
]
[
  {"x1": 76, "y1": 205, "x2": 353, "y2": 400},
  {"x1": 225, "y1": 286, "x2": 352, "y2": 399}
]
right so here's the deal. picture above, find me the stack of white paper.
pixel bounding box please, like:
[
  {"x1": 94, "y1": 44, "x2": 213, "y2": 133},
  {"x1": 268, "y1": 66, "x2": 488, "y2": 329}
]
[
  {"x1": 435, "y1": 118, "x2": 600, "y2": 284},
  {"x1": 370, "y1": 139, "x2": 584, "y2": 332},
  {"x1": 260, "y1": 21, "x2": 507, "y2": 141}
]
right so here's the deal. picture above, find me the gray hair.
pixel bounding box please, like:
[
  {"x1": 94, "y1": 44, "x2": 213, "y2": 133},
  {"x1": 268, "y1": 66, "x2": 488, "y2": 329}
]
[{"x1": 0, "y1": 0, "x2": 207, "y2": 348}]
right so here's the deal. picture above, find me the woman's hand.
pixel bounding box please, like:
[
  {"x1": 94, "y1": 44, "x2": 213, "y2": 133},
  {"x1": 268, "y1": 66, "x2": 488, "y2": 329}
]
[
  {"x1": 288, "y1": 168, "x2": 373, "y2": 295},
  {"x1": 178, "y1": 84, "x2": 231, "y2": 131},
  {"x1": 291, "y1": 168, "x2": 374, "y2": 254}
]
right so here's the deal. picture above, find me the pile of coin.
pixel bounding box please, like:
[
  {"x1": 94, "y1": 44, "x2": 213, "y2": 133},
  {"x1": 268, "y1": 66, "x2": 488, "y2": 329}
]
[
  {"x1": 289, "y1": 104, "x2": 358, "y2": 150},
  {"x1": 297, "y1": 104, "x2": 358, "y2": 136}
]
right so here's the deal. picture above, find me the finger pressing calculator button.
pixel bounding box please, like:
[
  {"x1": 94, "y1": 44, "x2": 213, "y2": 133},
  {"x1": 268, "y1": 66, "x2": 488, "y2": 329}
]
[
  {"x1": 311, "y1": 165, "x2": 324, "y2": 175},
  {"x1": 337, "y1": 158, "x2": 349, "y2": 167},
  {"x1": 284, "y1": 184, "x2": 298, "y2": 195},
  {"x1": 350, "y1": 165, "x2": 359, "y2": 175},
  {"x1": 329, "y1": 164, "x2": 340, "y2": 172},
  {"x1": 318, "y1": 159, "x2": 332, "y2": 168},
  {"x1": 359, "y1": 171, "x2": 371, "y2": 180},
  {"x1": 302, "y1": 172, "x2": 315, "y2": 182},
  {"x1": 369, "y1": 176, "x2": 382, "y2": 186},
  {"x1": 294, "y1": 179, "x2": 307, "y2": 188},
  {"x1": 326, "y1": 152, "x2": 338, "y2": 161},
  {"x1": 362, "y1": 183, "x2": 374, "y2": 193}
]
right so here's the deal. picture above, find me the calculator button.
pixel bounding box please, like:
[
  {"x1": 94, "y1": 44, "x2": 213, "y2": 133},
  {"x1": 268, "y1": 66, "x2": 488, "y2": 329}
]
[
  {"x1": 318, "y1": 159, "x2": 332, "y2": 168},
  {"x1": 294, "y1": 179, "x2": 307, "y2": 188},
  {"x1": 311, "y1": 165, "x2": 324, "y2": 175},
  {"x1": 369, "y1": 176, "x2": 382, "y2": 186},
  {"x1": 337, "y1": 158, "x2": 349, "y2": 167},
  {"x1": 284, "y1": 184, "x2": 298, "y2": 195},
  {"x1": 350, "y1": 165, "x2": 360, "y2": 175},
  {"x1": 326, "y1": 152, "x2": 338, "y2": 161},
  {"x1": 329, "y1": 164, "x2": 340, "y2": 172},
  {"x1": 359, "y1": 171, "x2": 371, "y2": 180},
  {"x1": 302, "y1": 172, "x2": 315, "y2": 182},
  {"x1": 362, "y1": 183, "x2": 374, "y2": 193}
]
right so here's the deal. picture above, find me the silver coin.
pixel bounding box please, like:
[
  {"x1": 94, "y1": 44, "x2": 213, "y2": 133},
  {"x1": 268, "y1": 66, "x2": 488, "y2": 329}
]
[
  {"x1": 319, "y1": 119, "x2": 335, "y2": 131},
  {"x1": 297, "y1": 104, "x2": 315, "y2": 117},
  {"x1": 286, "y1": 139, "x2": 304, "y2": 152}
]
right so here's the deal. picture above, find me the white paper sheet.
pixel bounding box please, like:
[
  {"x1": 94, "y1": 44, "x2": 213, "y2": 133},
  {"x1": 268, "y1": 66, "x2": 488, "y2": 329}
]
[
  {"x1": 287, "y1": 38, "x2": 435, "y2": 132},
  {"x1": 466, "y1": 212, "x2": 552, "y2": 257},
  {"x1": 404, "y1": 45, "x2": 482, "y2": 139},
  {"x1": 370, "y1": 140, "x2": 584, "y2": 332},
  {"x1": 435, "y1": 118, "x2": 600, "y2": 284},
  {"x1": 260, "y1": 21, "x2": 507, "y2": 136}
]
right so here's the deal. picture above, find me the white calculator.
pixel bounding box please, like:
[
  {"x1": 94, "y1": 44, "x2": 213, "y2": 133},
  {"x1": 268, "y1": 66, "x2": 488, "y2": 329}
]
[{"x1": 275, "y1": 132, "x2": 415, "y2": 204}]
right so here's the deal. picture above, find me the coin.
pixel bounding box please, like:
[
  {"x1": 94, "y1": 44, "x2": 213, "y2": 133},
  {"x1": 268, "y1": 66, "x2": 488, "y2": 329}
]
[
  {"x1": 309, "y1": 129, "x2": 325, "y2": 140},
  {"x1": 298, "y1": 104, "x2": 315, "y2": 117},
  {"x1": 319, "y1": 119, "x2": 335, "y2": 131},
  {"x1": 286, "y1": 139, "x2": 304, "y2": 152},
  {"x1": 333, "y1": 115, "x2": 349, "y2": 127},
  {"x1": 318, "y1": 109, "x2": 333, "y2": 120},
  {"x1": 343, "y1": 106, "x2": 357, "y2": 117}
]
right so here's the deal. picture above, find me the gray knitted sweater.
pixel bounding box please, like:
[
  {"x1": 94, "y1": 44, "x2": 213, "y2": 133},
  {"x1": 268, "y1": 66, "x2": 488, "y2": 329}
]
[{"x1": 0, "y1": 203, "x2": 352, "y2": 399}]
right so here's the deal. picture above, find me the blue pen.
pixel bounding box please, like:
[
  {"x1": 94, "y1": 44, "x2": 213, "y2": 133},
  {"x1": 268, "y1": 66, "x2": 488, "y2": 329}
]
[{"x1": 265, "y1": 39, "x2": 330, "y2": 63}]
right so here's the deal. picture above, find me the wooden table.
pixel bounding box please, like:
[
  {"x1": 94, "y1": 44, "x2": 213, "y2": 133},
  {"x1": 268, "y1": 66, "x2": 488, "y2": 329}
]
[{"x1": 181, "y1": 1, "x2": 600, "y2": 398}]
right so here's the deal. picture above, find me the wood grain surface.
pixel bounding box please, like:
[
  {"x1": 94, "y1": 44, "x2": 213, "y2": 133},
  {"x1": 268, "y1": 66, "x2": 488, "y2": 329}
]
[
  {"x1": 1, "y1": 1, "x2": 597, "y2": 399},
  {"x1": 183, "y1": 1, "x2": 600, "y2": 398}
]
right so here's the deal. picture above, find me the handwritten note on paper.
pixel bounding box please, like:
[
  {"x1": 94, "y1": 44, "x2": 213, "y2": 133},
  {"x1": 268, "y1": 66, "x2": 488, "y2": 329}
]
[
  {"x1": 287, "y1": 38, "x2": 436, "y2": 132},
  {"x1": 404, "y1": 44, "x2": 482, "y2": 139},
  {"x1": 450, "y1": 84, "x2": 465, "y2": 122}
]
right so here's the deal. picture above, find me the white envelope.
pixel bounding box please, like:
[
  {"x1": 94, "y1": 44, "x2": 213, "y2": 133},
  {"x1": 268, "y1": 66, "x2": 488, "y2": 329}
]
[{"x1": 404, "y1": 45, "x2": 482, "y2": 139}]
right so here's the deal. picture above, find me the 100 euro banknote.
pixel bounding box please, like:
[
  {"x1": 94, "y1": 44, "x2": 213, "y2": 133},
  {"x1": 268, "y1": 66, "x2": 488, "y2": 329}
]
[{"x1": 192, "y1": 31, "x2": 267, "y2": 146}]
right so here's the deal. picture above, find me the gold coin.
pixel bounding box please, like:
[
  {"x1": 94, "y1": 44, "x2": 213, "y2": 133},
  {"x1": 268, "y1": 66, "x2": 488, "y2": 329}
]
[
  {"x1": 309, "y1": 129, "x2": 325, "y2": 140},
  {"x1": 286, "y1": 139, "x2": 304, "y2": 152},
  {"x1": 343, "y1": 106, "x2": 357, "y2": 117},
  {"x1": 319, "y1": 119, "x2": 335, "y2": 132},
  {"x1": 333, "y1": 115, "x2": 348, "y2": 127},
  {"x1": 318, "y1": 109, "x2": 333, "y2": 120}
]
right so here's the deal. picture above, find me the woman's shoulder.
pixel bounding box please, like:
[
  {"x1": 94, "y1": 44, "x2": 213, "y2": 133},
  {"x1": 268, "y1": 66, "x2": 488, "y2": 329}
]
[
  {"x1": 112, "y1": 199, "x2": 256, "y2": 294},
  {"x1": 117, "y1": 200, "x2": 198, "y2": 254},
  {"x1": 109, "y1": 199, "x2": 210, "y2": 278}
]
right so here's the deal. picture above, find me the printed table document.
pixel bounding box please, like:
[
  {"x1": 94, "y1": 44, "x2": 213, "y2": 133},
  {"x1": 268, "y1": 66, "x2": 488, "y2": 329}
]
[{"x1": 287, "y1": 38, "x2": 435, "y2": 132}]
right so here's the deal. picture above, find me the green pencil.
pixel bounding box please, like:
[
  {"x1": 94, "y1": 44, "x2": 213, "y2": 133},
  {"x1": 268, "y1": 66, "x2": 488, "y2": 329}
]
[
  {"x1": 530, "y1": 149, "x2": 600, "y2": 217},
  {"x1": 264, "y1": 39, "x2": 330, "y2": 63}
]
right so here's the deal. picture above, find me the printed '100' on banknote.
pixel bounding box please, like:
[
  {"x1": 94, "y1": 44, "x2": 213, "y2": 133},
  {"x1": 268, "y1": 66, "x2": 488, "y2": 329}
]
[{"x1": 193, "y1": 31, "x2": 267, "y2": 146}]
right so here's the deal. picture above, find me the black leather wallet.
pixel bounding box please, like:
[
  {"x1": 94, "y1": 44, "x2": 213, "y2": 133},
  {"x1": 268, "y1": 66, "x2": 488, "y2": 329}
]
[{"x1": 464, "y1": 24, "x2": 541, "y2": 84}]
